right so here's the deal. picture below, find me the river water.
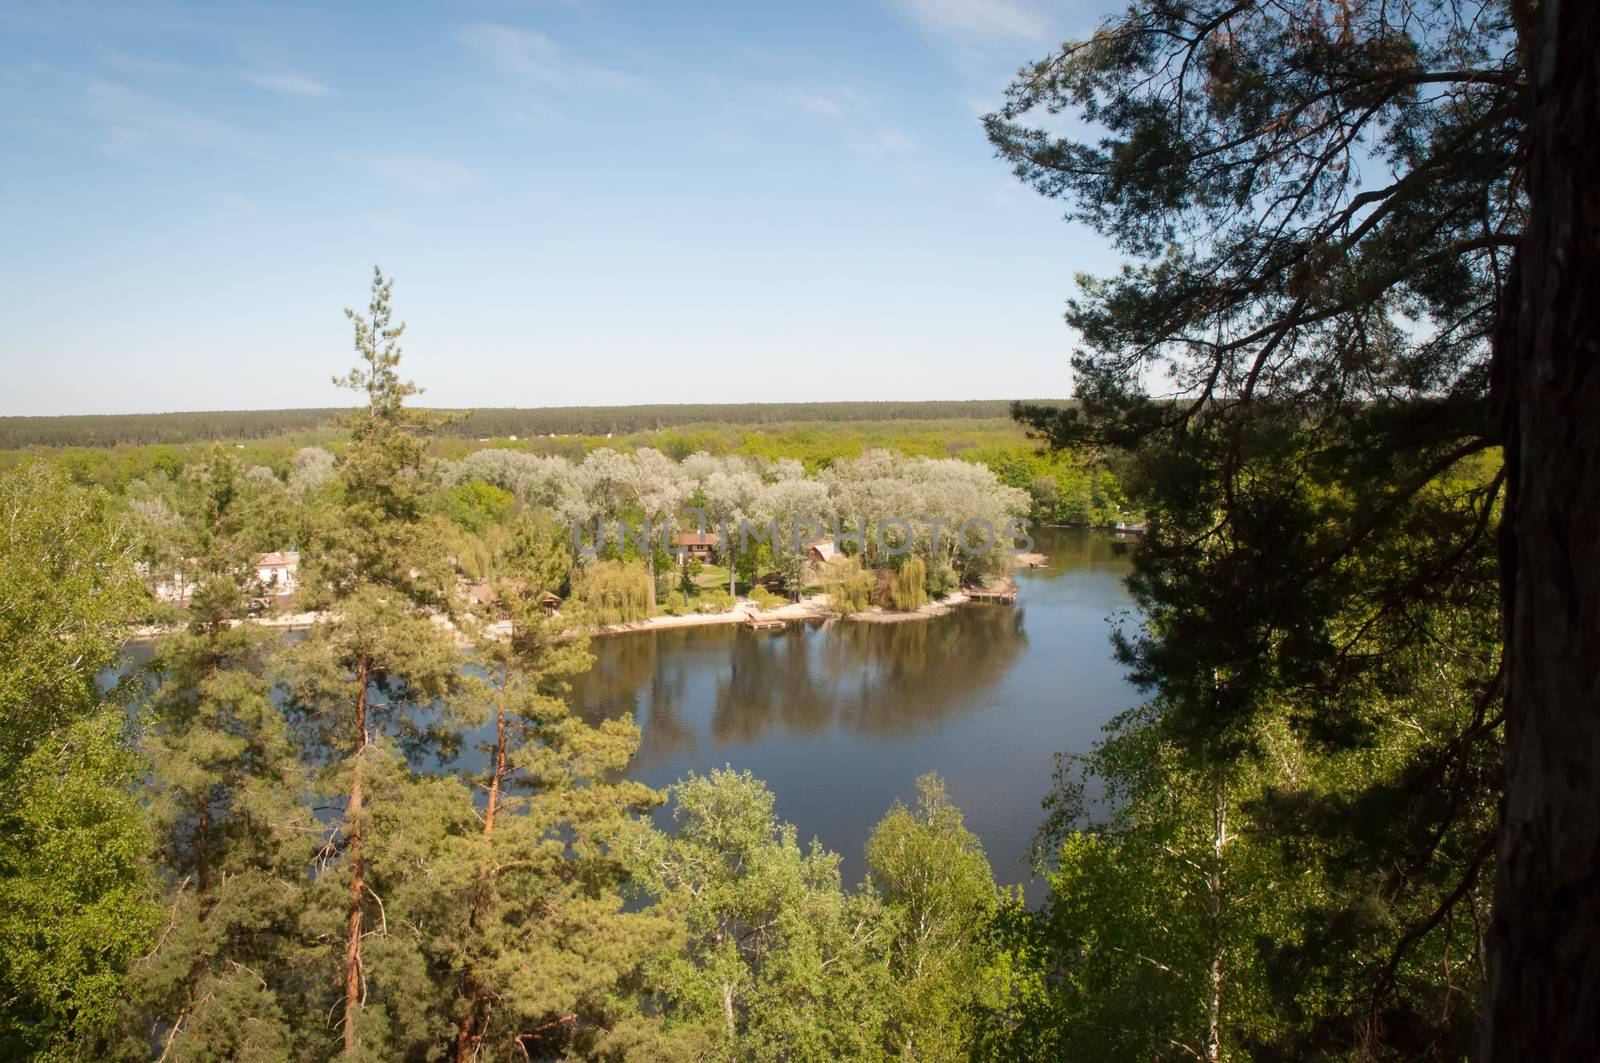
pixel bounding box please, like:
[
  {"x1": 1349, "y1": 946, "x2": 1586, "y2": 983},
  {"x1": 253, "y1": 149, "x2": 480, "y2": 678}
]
[{"x1": 566, "y1": 527, "x2": 1140, "y2": 888}]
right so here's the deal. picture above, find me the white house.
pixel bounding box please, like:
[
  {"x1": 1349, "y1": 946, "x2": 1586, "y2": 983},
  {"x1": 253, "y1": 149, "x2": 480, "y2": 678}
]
[{"x1": 256, "y1": 551, "x2": 300, "y2": 596}]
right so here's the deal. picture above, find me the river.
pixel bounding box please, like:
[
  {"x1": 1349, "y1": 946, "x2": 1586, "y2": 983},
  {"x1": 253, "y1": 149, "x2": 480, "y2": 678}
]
[{"x1": 564, "y1": 526, "x2": 1140, "y2": 888}]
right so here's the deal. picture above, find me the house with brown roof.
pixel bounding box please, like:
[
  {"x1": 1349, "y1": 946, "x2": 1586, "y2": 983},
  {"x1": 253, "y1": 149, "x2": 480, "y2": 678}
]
[{"x1": 673, "y1": 530, "x2": 720, "y2": 564}]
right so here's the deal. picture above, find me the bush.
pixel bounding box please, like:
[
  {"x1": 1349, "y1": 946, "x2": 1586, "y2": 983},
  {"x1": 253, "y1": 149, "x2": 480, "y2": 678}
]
[
  {"x1": 924, "y1": 557, "x2": 959, "y2": 598},
  {"x1": 662, "y1": 590, "x2": 688, "y2": 616},
  {"x1": 749, "y1": 587, "x2": 785, "y2": 611},
  {"x1": 697, "y1": 588, "x2": 735, "y2": 613}
]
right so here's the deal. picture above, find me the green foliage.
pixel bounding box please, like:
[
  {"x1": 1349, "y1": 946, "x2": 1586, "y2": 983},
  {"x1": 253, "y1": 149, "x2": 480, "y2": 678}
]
[
  {"x1": 866, "y1": 775, "x2": 1000, "y2": 1062},
  {"x1": 821, "y1": 556, "x2": 876, "y2": 614},
  {"x1": 983, "y1": 1, "x2": 1516, "y2": 1054},
  {"x1": 2, "y1": 278, "x2": 1053, "y2": 1063},
  {"x1": 280, "y1": 268, "x2": 477, "y2": 1059},
  {"x1": 696, "y1": 588, "x2": 736, "y2": 613},
  {"x1": 0, "y1": 462, "x2": 155, "y2": 1059},
  {"x1": 923, "y1": 556, "x2": 959, "y2": 599},
  {"x1": 886, "y1": 558, "x2": 928, "y2": 612},
  {"x1": 119, "y1": 451, "x2": 314, "y2": 1062},
  {"x1": 747, "y1": 586, "x2": 785, "y2": 611},
  {"x1": 575, "y1": 559, "x2": 654, "y2": 625},
  {"x1": 622, "y1": 770, "x2": 896, "y2": 1062},
  {"x1": 0, "y1": 401, "x2": 1051, "y2": 450},
  {"x1": 440, "y1": 480, "x2": 514, "y2": 535},
  {"x1": 437, "y1": 538, "x2": 674, "y2": 1060}
]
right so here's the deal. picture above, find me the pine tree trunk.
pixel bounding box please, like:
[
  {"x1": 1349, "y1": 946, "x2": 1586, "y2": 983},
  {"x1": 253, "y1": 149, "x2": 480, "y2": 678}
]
[
  {"x1": 458, "y1": 702, "x2": 510, "y2": 1063},
  {"x1": 343, "y1": 663, "x2": 371, "y2": 1057},
  {"x1": 1484, "y1": 1, "x2": 1600, "y2": 1056}
]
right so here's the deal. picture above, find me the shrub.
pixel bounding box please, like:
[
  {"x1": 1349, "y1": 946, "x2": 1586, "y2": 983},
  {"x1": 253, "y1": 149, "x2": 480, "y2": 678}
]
[
  {"x1": 749, "y1": 587, "x2": 785, "y2": 611},
  {"x1": 662, "y1": 590, "x2": 688, "y2": 616},
  {"x1": 924, "y1": 556, "x2": 959, "y2": 598},
  {"x1": 697, "y1": 588, "x2": 735, "y2": 613}
]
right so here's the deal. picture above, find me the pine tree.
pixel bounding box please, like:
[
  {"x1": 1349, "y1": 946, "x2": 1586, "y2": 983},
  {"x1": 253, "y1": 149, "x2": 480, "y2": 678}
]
[
  {"x1": 121, "y1": 450, "x2": 312, "y2": 1060},
  {"x1": 284, "y1": 268, "x2": 466, "y2": 1058},
  {"x1": 986, "y1": 0, "x2": 1521, "y2": 1051},
  {"x1": 444, "y1": 518, "x2": 674, "y2": 1060}
]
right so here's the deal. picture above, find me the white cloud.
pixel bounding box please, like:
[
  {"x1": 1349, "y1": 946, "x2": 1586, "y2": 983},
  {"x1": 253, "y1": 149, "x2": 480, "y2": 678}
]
[
  {"x1": 793, "y1": 91, "x2": 846, "y2": 117},
  {"x1": 455, "y1": 22, "x2": 639, "y2": 94},
  {"x1": 85, "y1": 80, "x2": 239, "y2": 154},
  {"x1": 889, "y1": 0, "x2": 1049, "y2": 40},
  {"x1": 779, "y1": 85, "x2": 916, "y2": 155},
  {"x1": 360, "y1": 154, "x2": 479, "y2": 194},
  {"x1": 243, "y1": 71, "x2": 331, "y2": 97}
]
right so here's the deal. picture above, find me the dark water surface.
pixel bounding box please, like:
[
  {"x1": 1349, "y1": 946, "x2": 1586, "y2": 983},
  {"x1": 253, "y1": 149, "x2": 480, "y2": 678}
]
[{"x1": 568, "y1": 527, "x2": 1140, "y2": 887}]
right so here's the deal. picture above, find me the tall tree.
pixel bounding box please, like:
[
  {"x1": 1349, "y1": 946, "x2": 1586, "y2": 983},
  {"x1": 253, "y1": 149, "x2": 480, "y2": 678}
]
[
  {"x1": 865, "y1": 774, "x2": 1000, "y2": 1063},
  {"x1": 622, "y1": 769, "x2": 895, "y2": 1062},
  {"x1": 286, "y1": 267, "x2": 465, "y2": 1057},
  {"x1": 1482, "y1": 1, "x2": 1600, "y2": 1057},
  {"x1": 121, "y1": 450, "x2": 311, "y2": 1060},
  {"x1": 445, "y1": 519, "x2": 673, "y2": 1061},
  {"x1": 0, "y1": 462, "x2": 156, "y2": 1059},
  {"x1": 985, "y1": 0, "x2": 1536, "y2": 1052}
]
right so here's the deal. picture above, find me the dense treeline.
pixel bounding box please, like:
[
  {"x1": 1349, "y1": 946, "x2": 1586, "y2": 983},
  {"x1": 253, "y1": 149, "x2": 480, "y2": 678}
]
[
  {"x1": 0, "y1": 400, "x2": 1059, "y2": 450},
  {"x1": 6, "y1": 421, "x2": 1131, "y2": 543}
]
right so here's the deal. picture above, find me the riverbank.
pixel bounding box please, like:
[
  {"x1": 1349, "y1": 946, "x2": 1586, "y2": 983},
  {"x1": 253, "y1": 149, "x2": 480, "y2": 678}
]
[{"x1": 126, "y1": 555, "x2": 1045, "y2": 643}]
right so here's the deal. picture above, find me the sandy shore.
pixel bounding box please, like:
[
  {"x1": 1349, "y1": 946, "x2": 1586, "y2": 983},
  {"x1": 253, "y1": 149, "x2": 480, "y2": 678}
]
[
  {"x1": 126, "y1": 553, "x2": 1049, "y2": 643},
  {"x1": 843, "y1": 593, "x2": 968, "y2": 624},
  {"x1": 591, "y1": 594, "x2": 834, "y2": 635}
]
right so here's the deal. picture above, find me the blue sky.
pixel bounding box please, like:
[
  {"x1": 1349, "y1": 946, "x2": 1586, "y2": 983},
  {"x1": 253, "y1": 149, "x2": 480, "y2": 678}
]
[{"x1": 0, "y1": 0, "x2": 1119, "y2": 416}]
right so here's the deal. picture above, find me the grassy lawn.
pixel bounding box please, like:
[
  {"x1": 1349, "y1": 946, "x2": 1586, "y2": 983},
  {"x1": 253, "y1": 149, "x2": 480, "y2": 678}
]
[{"x1": 691, "y1": 564, "x2": 733, "y2": 590}]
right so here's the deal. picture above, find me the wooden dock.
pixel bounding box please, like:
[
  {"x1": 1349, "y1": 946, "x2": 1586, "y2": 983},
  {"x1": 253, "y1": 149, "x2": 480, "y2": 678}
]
[
  {"x1": 745, "y1": 617, "x2": 788, "y2": 631},
  {"x1": 966, "y1": 583, "x2": 1018, "y2": 603}
]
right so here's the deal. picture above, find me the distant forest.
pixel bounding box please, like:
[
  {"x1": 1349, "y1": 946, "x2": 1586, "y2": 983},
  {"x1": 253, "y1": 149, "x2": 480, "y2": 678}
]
[{"x1": 0, "y1": 400, "x2": 1063, "y2": 448}]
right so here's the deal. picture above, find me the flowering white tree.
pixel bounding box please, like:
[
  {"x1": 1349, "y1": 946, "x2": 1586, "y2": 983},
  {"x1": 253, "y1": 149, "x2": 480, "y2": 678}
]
[
  {"x1": 754, "y1": 478, "x2": 834, "y2": 597},
  {"x1": 703, "y1": 468, "x2": 764, "y2": 595},
  {"x1": 628, "y1": 448, "x2": 690, "y2": 608}
]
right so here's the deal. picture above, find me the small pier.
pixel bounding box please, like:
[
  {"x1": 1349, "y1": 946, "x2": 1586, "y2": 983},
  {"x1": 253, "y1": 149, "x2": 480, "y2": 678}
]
[
  {"x1": 966, "y1": 583, "x2": 1018, "y2": 604},
  {"x1": 746, "y1": 617, "x2": 788, "y2": 631}
]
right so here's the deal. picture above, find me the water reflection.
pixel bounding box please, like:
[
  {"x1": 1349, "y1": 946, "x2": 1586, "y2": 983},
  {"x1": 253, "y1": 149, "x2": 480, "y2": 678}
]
[{"x1": 562, "y1": 528, "x2": 1139, "y2": 886}]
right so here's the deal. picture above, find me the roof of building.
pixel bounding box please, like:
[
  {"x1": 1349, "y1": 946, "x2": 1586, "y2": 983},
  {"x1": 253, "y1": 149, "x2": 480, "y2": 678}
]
[
  {"x1": 257, "y1": 551, "x2": 300, "y2": 567},
  {"x1": 805, "y1": 539, "x2": 838, "y2": 562},
  {"x1": 673, "y1": 531, "x2": 720, "y2": 546}
]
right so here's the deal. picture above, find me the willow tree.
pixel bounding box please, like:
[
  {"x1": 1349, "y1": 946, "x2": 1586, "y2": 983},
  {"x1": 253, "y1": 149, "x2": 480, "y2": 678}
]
[
  {"x1": 981, "y1": 0, "x2": 1588, "y2": 1053},
  {"x1": 286, "y1": 268, "x2": 465, "y2": 1057}
]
